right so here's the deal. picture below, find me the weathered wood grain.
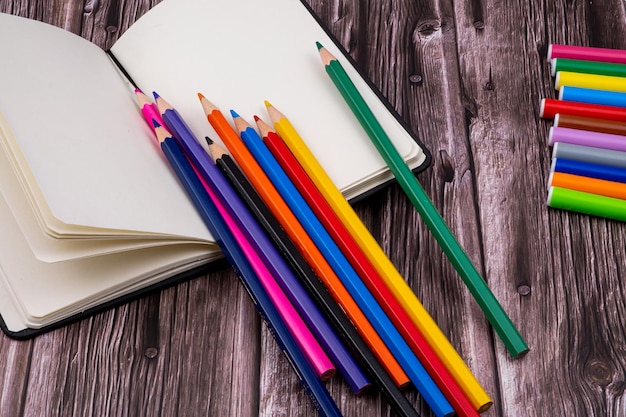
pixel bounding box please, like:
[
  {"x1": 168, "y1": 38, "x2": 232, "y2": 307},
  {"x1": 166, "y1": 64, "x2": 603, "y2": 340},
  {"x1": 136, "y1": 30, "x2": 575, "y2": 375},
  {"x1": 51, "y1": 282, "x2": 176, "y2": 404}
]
[
  {"x1": 1, "y1": 0, "x2": 626, "y2": 416},
  {"x1": 449, "y1": 1, "x2": 626, "y2": 416}
]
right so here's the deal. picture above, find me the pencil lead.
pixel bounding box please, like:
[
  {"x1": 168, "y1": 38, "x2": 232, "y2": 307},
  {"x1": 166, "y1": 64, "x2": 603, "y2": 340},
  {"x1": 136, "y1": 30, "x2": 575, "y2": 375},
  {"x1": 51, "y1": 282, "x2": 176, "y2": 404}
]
[
  {"x1": 197, "y1": 92, "x2": 205, "y2": 101},
  {"x1": 264, "y1": 100, "x2": 273, "y2": 108},
  {"x1": 315, "y1": 41, "x2": 323, "y2": 50},
  {"x1": 254, "y1": 116, "x2": 273, "y2": 138},
  {"x1": 253, "y1": 115, "x2": 260, "y2": 122},
  {"x1": 135, "y1": 87, "x2": 142, "y2": 93},
  {"x1": 205, "y1": 136, "x2": 214, "y2": 145},
  {"x1": 152, "y1": 119, "x2": 161, "y2": 128},
  {"x1": 152, "y1": 91, "x2": 160, "y2": 100},
  {"x1": 230, "y1": 109, "x2": 240, "y2": 118}
]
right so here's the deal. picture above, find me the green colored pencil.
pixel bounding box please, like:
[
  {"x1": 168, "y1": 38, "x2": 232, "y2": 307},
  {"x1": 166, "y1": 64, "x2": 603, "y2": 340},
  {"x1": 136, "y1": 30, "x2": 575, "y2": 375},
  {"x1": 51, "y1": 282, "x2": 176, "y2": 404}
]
[
  {"x1": 551, "y1": 57, "x2": 626, "y2": 78},
  {"x1": 316, "y1": 42, "x2": 528, "y2": 358}
]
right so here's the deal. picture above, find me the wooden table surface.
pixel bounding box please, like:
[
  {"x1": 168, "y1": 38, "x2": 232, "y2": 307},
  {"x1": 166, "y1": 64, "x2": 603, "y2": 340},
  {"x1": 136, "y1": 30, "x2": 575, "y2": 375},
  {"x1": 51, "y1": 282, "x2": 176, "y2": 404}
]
[{"x1": 1, "y1": 0, "x2": 626, "y2": 416}]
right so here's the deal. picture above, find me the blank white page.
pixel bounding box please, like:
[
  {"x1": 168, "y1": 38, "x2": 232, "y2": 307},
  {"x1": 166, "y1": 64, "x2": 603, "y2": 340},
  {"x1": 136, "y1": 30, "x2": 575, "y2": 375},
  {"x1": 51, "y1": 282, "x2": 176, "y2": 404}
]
[
  {"x1": 0, "y1": 13, "x2": 213, "y2": 241},
  {"x1": 111, "y1": 0, "x2": 426, "y2": 200}
]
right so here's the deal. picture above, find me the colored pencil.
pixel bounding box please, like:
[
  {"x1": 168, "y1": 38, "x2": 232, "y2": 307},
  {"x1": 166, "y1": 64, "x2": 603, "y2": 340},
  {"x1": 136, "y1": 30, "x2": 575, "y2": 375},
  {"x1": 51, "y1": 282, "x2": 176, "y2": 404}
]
[
  {"x1": 551, "y1": 57, "x2": 626, "y2": 78},
  {"x1": 540, "y1": 98, "x2": 626, "y2": 121},
  {"x1": 552, "y1": 158, "x2": 626, "y2": 184},
  {"x1": 263, "y1": 103, "x2": 493, "y2": 412},
  {"x1": 559, "y1": 86, "x2": 626, "y2": 108},
  {"x1": 547, "y1": 186, "x2": 626, "y2": 222},
  {"x1": 317, "y1": 42, "x2": 528, "y2": 359},
  {"x1": 134, "y1": 89, "x2": 165, "y2": 135},
  {"x1": 197, "y1": 93, "x2": 411, "y2": 389},
  {"x1": 552, "y1": 142, "x2": 626, "y2": 169},
  {"x1": 549, "y1": 171, "x2": 626, "y2": 201},
  {"x1": 549, "y1": 126, "x2": 626, "y2": 152},
  {"x1": 193, "y1": 138, "x2": 370, "y2": 395},
  {"x1": 256, "y1": 116, "x2": 480, "y2": 417},
  {"x1": 153, "y1": 93, "x2": 335, "y2": 379},
  {"x1": 548, "y1": 44, "x2": 626, "y2": 65},
  {"x1": 554, "y1": 113, "x2": 626, "y2": 136},
  {"x1": 206, "y1": 138, "x2": 421, "y2": 416},
  {"x1": 232, "y1": 111, "x2": 454, "y2": 417},
  {"x1": 150, "y1": 121, "x2": 343, "y2": 417},
  {"x1": 555, "y1": 71, "x2": 626, "y2": 94}
]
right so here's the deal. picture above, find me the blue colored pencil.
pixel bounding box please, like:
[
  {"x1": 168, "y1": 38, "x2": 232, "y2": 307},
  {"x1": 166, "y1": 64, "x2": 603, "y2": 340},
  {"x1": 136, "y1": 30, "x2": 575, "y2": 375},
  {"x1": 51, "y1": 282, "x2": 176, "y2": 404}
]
[
  {"x1": 151, "y1": 121, "x2": 343, "y2": 417},
  {"x1": 559, "y1": 86, "x2": 626, "y2": 108},
  {"x1": 230, "y1": 110, "x2": 454, "y2": 417},
  {"x1": 152, "y1": 93, "x2": 375, "y2": 384},
  {"x1": 552, "y1": 157, "x2": 626, "y2": 184}
]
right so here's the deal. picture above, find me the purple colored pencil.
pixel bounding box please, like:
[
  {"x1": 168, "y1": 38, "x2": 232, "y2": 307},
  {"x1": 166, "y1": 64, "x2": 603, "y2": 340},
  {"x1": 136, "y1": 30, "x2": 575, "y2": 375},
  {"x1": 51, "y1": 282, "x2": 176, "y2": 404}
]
[
  {"x1": 549, "y1": 126, "x2": 626, "y2": 153},
  {"x1": 152, "y1": 93, "x2": 373, "y2": 390}
]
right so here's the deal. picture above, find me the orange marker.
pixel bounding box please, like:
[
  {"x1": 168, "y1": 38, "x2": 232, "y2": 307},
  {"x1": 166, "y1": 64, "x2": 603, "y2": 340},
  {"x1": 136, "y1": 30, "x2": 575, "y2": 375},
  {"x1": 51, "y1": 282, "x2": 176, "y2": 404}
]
[
  {"x1": 550, "y1": 171, "x2": 626, "y2": 200},
  {"x1": 197, "y1": 93, "x2": 410, "y2": 388}
]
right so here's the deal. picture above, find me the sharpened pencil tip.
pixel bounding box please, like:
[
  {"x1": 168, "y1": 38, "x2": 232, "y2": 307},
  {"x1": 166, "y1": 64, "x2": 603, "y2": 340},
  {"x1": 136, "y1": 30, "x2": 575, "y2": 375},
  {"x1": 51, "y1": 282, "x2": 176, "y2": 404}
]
[
  {"x1": 205, "y1": 136, "x2": 214, "y2": 145},
  {"x1": 253, "y1": 115, "x2": 260, "y2": 122},
  {"x1": 135, "y1": 88, "x2": 142, "y2": 93},
  {"x1": 152, "y1": 91, "x2": 160, "y2": 99},
  {"x1": 152, "y1": 119, "x2": 161, "y2": 128},
  {"x1": 264, "y1": 100, "x2": 272, "y2": 108},
  {"x1": 197, "y1": 92, "x2": 205, "y2": 101},
  {"x1": 230, "y1": 109, "x2": 240, "y2": 118},
  {"x1": 315, "y1": 41, "x2": 323, "y2": 50}
]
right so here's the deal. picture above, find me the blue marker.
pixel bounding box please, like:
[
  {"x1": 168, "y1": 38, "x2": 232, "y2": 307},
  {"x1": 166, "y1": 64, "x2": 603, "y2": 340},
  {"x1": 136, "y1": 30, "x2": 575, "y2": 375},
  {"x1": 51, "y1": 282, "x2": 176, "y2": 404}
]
[
  {"x1": 559, "y1": 86, "x2": 626, "y2": 108},
  {"x1": 552, "y1": 157, "x2": 626, "y2": 184}
]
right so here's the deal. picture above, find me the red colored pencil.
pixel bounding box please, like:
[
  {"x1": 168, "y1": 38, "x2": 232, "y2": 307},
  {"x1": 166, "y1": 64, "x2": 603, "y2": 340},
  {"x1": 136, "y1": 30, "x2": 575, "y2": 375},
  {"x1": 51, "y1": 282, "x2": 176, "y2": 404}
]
[
  {"x1": 255, "y1": 116, "x2": 480, "y2": 417},
  {"x1": 540, "y1": 98, "x2": 626, "y2": 121}
]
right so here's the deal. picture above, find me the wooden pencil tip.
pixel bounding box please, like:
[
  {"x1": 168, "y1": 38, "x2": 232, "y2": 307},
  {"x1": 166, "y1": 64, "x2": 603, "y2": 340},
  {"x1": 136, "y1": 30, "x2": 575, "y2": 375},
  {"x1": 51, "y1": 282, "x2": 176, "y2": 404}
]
[
  {"x1": 264, "y1": 100, "x2": 272, "y2": 108},
  {"x1": 152, "y1": 119, "x2": 161, "y2": 128},
  {"x1": 253, "y1": 115, "x2": 260, "y2": 122},
  {"x1": 135, "y1": 88, "x2": 142, "y2": 93},
  {"x1": 315, "y1": 41, "x2": 323, "y2": 50},
  {"x1": 205, "y1": 136, "x2": 214, "y2": 145},
  {"x1": 197, "y1": 92, "x2": 205, "y2": 101},
  {"x1": 230, "y1": 109, "x2": 240, "y2": 118},
  {"x1": 152, "y1": 91, "x2": 160, "y2": 100}
]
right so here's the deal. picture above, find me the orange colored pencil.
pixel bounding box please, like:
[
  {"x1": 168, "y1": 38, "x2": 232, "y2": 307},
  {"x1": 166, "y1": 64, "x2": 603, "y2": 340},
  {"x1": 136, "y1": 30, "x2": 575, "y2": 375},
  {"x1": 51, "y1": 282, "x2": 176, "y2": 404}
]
[
  {"x1": 197, "y1": 93, "x2": 410, "y2": 388},
  {"x1": 550, "y1": 171, "x2": 626, "y2": 200}
]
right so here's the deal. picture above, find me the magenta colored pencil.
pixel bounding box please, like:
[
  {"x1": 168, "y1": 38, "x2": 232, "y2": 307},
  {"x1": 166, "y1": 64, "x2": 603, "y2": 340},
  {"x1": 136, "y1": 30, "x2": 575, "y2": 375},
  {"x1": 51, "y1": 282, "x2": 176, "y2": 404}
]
[
  {"x1": 549, "y1": 126, "x2": 626, "y2": 152},
  {"x1": 197, "y1": 167, "x2": 336, "y2": 380},
  {"x1": 134, "y1": 89, "x2": 165, "y2": 135},
  {"x1": 548, "y1": 44, "x2": 626, "y2": 65}
]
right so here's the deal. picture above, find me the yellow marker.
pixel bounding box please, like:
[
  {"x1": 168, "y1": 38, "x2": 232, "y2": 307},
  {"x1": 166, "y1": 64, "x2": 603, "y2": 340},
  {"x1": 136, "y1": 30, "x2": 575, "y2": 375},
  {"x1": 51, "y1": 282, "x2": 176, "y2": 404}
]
[
  {"x1": 555, "y1": 71, "x2": 626, "y2": 93},
  {"x1": 265, "y1": 100, "x2": 493, "y2": 412}
]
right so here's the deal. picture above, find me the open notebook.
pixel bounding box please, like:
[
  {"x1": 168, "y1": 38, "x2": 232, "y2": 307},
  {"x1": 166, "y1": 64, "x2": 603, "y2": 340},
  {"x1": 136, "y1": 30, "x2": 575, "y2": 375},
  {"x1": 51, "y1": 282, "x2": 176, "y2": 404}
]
[{"x1": 0, "y1": 0, "x2": 430, "y2": 338}]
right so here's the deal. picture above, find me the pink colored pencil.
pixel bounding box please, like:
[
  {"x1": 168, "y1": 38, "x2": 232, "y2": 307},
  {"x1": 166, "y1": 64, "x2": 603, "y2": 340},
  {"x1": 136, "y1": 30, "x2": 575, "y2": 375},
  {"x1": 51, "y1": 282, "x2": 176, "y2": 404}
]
[
  {"x1": 194, "y1": 164, "x2": 336, "y2": 380},
  {"x1": 135, "y1": 88, "x2": 166, "y2": 135},
  {"x1": 548, "y1": 44, "x2": 626, "y2": 65}
]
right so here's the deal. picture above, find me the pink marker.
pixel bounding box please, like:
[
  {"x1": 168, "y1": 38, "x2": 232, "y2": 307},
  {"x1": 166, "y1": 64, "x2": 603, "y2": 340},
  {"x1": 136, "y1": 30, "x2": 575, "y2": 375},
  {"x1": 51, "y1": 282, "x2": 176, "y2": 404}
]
[
  {"x1": 548, "y1": 44, "x2": 626, "y2": 65},
  {"x1": 195, "y1": 166, "x2": 335, "y2": 380}
]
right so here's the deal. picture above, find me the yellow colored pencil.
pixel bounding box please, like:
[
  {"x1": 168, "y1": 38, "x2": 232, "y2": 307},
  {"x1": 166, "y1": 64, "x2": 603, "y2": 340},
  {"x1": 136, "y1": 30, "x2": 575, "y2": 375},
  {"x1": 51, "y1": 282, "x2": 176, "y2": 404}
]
[{"x1": 265, "y1": 102, "x2": 493, "y2": 412}]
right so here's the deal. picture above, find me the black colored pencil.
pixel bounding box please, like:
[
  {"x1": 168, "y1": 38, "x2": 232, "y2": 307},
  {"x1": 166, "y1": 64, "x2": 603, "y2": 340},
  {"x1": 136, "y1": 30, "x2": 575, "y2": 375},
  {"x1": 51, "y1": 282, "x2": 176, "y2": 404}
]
[
  {"x1": 152, "y1": 123, "x2": 342, "y2": 417},
  {"x1": 206, "y1": 137, "x2": 421, "y2": 417}
]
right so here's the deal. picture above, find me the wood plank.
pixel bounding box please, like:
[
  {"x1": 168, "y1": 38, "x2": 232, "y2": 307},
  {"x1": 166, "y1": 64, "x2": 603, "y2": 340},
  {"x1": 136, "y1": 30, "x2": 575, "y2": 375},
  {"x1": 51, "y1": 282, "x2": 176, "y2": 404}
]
[
  {"x1": 303, "y1": 1, "x2": 501, "y2": 415},
  {"x1": 450, "y1": 0, "x2": 626, "y2": 416}
]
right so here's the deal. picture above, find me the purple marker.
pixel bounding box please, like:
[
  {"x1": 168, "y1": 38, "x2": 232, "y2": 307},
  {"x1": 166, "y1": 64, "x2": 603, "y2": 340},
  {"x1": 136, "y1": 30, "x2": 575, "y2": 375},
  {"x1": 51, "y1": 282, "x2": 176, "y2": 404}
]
[{"x1": 549, "y1": 126, "x2": 626, "y2": 153}]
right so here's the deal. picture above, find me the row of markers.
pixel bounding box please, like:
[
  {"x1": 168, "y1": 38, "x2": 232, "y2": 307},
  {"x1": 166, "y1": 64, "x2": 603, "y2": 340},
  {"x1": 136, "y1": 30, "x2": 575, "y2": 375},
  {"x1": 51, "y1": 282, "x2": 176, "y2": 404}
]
[{"x1": 540, "y1": 43, "x2": 626, "y2": 222}]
